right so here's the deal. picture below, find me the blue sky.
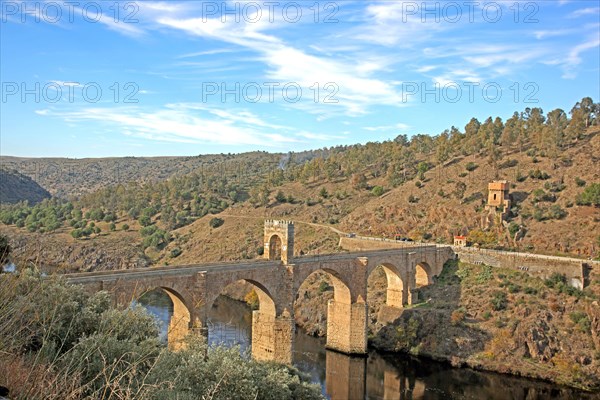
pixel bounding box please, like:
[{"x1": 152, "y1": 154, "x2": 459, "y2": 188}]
[{"x1": 1, "y1": 0, "x2": 599, "y2": 157}]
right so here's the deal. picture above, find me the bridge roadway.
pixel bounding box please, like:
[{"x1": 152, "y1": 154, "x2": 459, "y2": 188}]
[{"x1": 64, "y1": 244, "x2": 439, "y2": 285}]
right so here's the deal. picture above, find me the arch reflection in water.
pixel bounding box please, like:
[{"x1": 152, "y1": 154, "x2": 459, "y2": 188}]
[{"x1": 138, "y1": 294, "x2": 596, "y2": 400}]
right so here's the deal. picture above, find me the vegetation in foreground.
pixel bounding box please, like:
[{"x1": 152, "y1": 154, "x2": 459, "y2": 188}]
[{"x1": 0, "y1": 270, "x2": 323, "y2": 400}]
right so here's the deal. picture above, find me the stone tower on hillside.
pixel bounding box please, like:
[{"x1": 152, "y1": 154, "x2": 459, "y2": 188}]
[
  {"x1": 485, "y1": 180, "x2": 511, "y2": 220},
  {"x1": 264, "y1": 220, "x2": 294, "y2": 264}
]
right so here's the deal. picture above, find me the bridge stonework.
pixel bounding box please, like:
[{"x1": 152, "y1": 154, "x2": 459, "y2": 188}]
[{"x1": 67, "y1": 220, "x2": 454, "y2": 364}]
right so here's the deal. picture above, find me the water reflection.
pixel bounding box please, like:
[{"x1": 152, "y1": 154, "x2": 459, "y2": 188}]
[
  {"x1": 139, "y1": 292, "x2": 597, "y2": 400},
  {"x1": 2, "y1": 263, "x2": 16, "y2": 273}
]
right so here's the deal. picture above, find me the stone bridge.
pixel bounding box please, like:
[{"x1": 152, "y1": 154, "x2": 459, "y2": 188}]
[{"x1": 66, "y1": 220, "x2": 455, "y2": 364}]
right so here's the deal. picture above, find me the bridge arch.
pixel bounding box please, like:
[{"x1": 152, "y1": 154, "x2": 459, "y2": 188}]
[
  {"x1": 135, "y1": 286, "x2": 193, "y2": 350},
  {"x1": 415, "y1": 261, "x2": 433, "y2": 287},
  {"x1": 368, "y1": 262, "x2": 405, "y2": 309},
  {"x1": 209, "y1": 279, "x2": 277, "y2": 317}
]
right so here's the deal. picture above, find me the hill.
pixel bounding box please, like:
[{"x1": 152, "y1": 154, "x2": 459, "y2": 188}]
[
  {"x1": 1, "y1": 97, "x2": 599, "y2": 268},
  {"x1": 0, "y1": 169, "x2": 51, "y2": 204}
]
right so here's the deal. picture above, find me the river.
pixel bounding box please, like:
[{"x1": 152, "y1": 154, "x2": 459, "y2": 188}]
[{"x1": 137, "y1": 290, "x2": 595, "y2": 400}]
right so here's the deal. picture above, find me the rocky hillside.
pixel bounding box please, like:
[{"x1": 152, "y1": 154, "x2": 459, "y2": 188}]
[
  {"x1": 371, "y1": 260, "x2": 600, "y2": 391},
  {"x1": 0, "y1": 169, "x2": 51, "y2": 204}
]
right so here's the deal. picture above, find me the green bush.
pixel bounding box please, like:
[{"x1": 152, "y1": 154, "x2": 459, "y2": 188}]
[
  {"x1": 371, "y1": 186, "x2": 384, "y2": 196},
  {"x1": 275, "y1": 190, "x2": 287, "y2": 203},
  {"x1": 529, "y1": 169, "x2": 550, "y2": 180},
  {"x1": 465, "y1": 162, "x2": 478, "y2": 172},
  {"x1": 575, "y1": 177, "x2": 586, "y2": 187},
  {"x1": 170, "y1": 248, "x2": 182, "y2": 258},
  {"x1": 209, "y1": 217, "x2": 224, "y2": 228},
  {"x1": 490, "y1": 291, "x2": 508, "y2": 311},
  {"x1": 318, "y1": 280, "x2": 332, "y2": 294},
  {"x1": 576, "y1": 183, "x2": 600, "y2": 206}
]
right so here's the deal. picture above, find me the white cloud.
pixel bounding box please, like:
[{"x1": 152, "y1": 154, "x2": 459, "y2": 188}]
[
  {"x1": 364, "y1": 123, "x2": 410, "y2": 132},
  {"x1": 561, "y1": 37, "x2": 600, "y2": 79},
  {"x1": 156, "y1": 13, "x2": 405, "y2": 115},
  {"x1": 35, "y1": 103, "x2": 341, "y2": 147},
  {"x1": 569, "y1": 7, "x2": 600, "y2": 18}
]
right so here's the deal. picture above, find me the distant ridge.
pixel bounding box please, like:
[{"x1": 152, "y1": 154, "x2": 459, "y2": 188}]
[{"x1": 0, "y1": 168, "x2": 51, "y2": 204}]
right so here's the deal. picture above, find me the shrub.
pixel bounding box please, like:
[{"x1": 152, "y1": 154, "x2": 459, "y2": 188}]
[
  {"x1": 465, "y1": 162, "x2": 478, "y2": 172},
  {"x1": 491, "y1": 291, "x2": 508, "y2": 311},
  {"x1": 122, "y1": 224, "x2": 129, "y2": 231},
  {"x1": 415, "y1": 180, "x2": 423, "y2": 188},
  {"x1": 0, "y1": 274, "x2": 323, "y2": 399},
  {"x1": 371, "y1": 186, "x2": 384, "y2": 196},
  {"x1": 508, "y1": 222, "x2": 520, "y2": 237},
  {"x1": 524, "y1": 286, "x2": 538, "y2": 295},
  {"x1": 244, "y1": 290, "x2": 259, "y2": 310},
  {"x1": 408, "y1": 195, "x2": 419, "y2": 203},
  {"x1": 576, "y1": 183, "x2": 600, "y2": 206},
  {"x1": 529, "y1": 169, "x2": 550, "y2": 180},
  {"x1": 319, "y1": 187, "x2": 329, "y2": 198},
  {"x1": 569, "y1": 311, "x2": 591, "y2": 333},
  {"x1": 209, "y1": 217, "x2": 224, "y2": 228},
  {"x1": 318, "y1": 280, "x2": 332, "y2": 294},
  {"x1": 170, "y1": 248, "x2": 182, "y2": 258},
  {"x1": 544, "y1": 181, "x2": 566, "y2": 193},
  {"x1": 575, "y1": 177, "x2": 586, "y2": 187},
  {"x1": 546, "y1": 205, "x2": 567, "y2": 220},
  {"x1": 476, "y1": 265, "x2": 494, "y2": 283},
  {"x1": 139, "y1": 215, "x2": 152, "y2": 227},
  {"x1": 275, "y1": 190, "x2": 286, "y2": 203},
  {"x1": 545, "y1": 273, "x2": 567, "y2": 288},
  {"x1": 109, "y1": 222, "x2": 116, "y2": 231}
]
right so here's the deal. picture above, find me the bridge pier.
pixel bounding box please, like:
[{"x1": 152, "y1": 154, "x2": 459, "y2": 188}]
[
  {"x1": 251, "y1": 311, "x2": 294, "y2": 364},
  {"x1": 326, "y1": 300, "x2": 368, "y2": 355}
]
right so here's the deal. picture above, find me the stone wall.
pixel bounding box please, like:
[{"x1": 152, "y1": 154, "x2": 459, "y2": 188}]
[{"x1": 454, "y1": 246, "x2": 597, "y2": 289}]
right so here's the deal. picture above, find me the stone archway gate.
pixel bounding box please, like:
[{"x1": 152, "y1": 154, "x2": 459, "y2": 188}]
[{"x1": 66, "y1": 220, "x2": 454, "y2": 364}]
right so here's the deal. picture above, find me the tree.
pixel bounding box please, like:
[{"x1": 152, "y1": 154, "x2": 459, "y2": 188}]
[
  {"x1": 139, "y1": 215, "x2": 152, "y2": 227},
  {"x1": 523, "y1": 107, "x2": 545, "y2": 149},
  {"x1": 502, "y1": 112, "x2": 521, "y2": 147},
  {"x1": 436, "y1": 130, "x2": 450, "y2": 164},
  {"x1": 464, "y1": 117, "x2": 481, "y2": 154},
  {"x1": 122, "y1": 224, "x2": 129, "y2": 231},
  {"x1": 544, "y1": 108, "x2": 568, "y2": 158},
  {"x1": 417, "y1": 162, "x2": 429, "y2": 180}
]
